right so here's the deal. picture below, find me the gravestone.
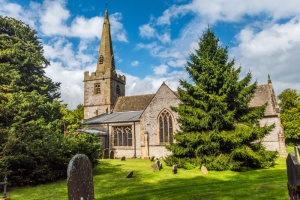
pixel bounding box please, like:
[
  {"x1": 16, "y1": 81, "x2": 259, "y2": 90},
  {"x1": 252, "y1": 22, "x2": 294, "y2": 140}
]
[
  {"x1": 151, "y1": 163, "x2": 160, "y2": 171},
  {"x1": 172, "y1": 165, "x2": 177, "y2": 174},
  {"x1": 0, "y1": 175, "x2": 9, "y2": 200},
  {"x1": 200, "y1": 166, "x2": 208, "y2": 175},
  {"x1": 126, "y1": 171, "x2": 133, "y2": 178},
  {"x1": 109, "y1": 150, "x2": 115, "y2": 159},
  {"x1": 150, "y1": 156, "x2": 155, "y2": 161},
  {"x1": 156, "y1": 160, "x2": 162, "y2": 170},
  {"x1": 286, "y1": 147, "x2": 300, "y2": 199},
  {"x1": 121, "y1": 156, "x2": 126, "y2": 161},
  {"x1": 103, "y1": 149, "x2": 109, "y2": 159},
  {"x1": 67, "y1": 154, "x2": 94, "y2": 200}
]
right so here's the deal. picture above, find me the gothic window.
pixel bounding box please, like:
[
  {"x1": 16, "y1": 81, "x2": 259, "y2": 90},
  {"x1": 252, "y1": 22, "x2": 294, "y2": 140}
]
[
  {"x1": 94, "y1": 83, "x2": 101, "y2": 94},
  {"x1": 99, "y1": 55, "x2": 104, "y2": 64},
  {"x1": 158, "y1": 110, "x2": 174, "y2": 144},
  {"x1": 113, "y1": 126, "x2": 132, "y2": 146},
  {"x1": 116, "y1": 85, "x2": 120, "y2": 95}
]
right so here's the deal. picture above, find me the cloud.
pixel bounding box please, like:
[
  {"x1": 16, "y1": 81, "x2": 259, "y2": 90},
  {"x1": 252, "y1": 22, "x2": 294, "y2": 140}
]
[
  {"x1": 120, "y1": 70, "x2": 188, "y2": 96},
  {"x1": 139, "y1": 23, "x2": 171, "y2": 44},
  {"x1": 109, "y1": 12, "x2": 128, "y2": 42},
  {"x1": 139, "y1": 24, "x2": 156, "y2": 38},
  {"x1": 130, "y1": 60, "x2": 139, "y2": 67},
  {"x1": 0, "y1": 0, "x2": 37, "y2": 27},
  {"x1": 153, "y1": 64, "x2": 169, "y2": 75},
  {"x1": 231, "y1": 16, "x2": 300, "y2": 95}
]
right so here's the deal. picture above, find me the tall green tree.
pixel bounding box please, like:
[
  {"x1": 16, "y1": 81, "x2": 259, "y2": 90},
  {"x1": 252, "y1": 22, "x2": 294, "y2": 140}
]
[
  {"x1": 165, "y1": 28, "x2": 277, "y2": 171},
  {"x1": 278, "y1": 89, "x2": 300, "y2": 144},
  {"x1": 0, "y1": 16, "x2": 100, "y2": 186},
  {"x1": 61, "y1": 104, "x2": 84, "y2": 133}
]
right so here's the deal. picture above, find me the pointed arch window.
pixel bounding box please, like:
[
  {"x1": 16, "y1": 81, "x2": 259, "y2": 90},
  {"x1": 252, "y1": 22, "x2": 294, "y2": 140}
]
[
  {"x1": 159, "y1": 110, "x2": 174, "y2": 144},
  {"x1": 99, "y1": 55, "x2": 104, "y2": 64}
]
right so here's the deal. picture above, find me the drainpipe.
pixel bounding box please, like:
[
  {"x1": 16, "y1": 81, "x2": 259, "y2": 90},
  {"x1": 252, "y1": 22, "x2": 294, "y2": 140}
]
[
  {"x1": 107, "y1": 123, "x2": 109, "y2": 150},
  {"x1": 134, "y1": 122, "x2": 136, "y2": 158}
]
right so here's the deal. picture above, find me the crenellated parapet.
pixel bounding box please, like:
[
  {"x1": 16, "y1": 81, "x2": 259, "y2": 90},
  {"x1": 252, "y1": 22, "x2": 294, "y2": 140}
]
[{"x1": 84, "y1": 70, "x2": 126, "y2": 84}]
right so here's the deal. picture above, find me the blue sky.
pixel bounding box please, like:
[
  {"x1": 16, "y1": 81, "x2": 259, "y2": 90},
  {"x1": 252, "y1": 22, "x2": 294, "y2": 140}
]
[{"x1": 1, "y1": 0, "x2": 300, "y2": 109}]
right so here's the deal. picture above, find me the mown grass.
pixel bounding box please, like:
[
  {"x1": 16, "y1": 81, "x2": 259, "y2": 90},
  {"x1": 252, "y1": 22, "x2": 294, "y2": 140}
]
[{"x1": 7, "y1": 154, "x2": 290, "y2": 200}]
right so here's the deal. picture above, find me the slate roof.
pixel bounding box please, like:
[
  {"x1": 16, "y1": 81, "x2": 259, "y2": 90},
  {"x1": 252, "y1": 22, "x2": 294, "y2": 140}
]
[
  {"x1": 249, "y1": 84, "x2": 278, "y2": 116},
  {"x1": 83, "y1": 110, "x2": 143, "y2": 124},
  {"x1": 113, "y1": 94, "x2": 155, "y2": 112}
]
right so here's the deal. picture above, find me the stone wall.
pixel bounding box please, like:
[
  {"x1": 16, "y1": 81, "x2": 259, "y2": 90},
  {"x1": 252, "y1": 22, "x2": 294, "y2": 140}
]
[
  {"x1": 140, "y1": 83, "x2": 180, "y2": 158},
  {"x1": 83, "y1": 71, "x2": 125, "y2": 119},
  {"x1": 260, "y1": 116, "x2": 286, "y2": 155},
  {"x1": 110, "y1": 122, "x2": 141, "y2": 158}
]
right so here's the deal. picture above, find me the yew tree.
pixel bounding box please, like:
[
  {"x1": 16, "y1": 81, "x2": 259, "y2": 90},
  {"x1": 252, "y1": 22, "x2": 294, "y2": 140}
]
[{"x1": 165, "y1": 28, "x2": 277, "y2": 171}]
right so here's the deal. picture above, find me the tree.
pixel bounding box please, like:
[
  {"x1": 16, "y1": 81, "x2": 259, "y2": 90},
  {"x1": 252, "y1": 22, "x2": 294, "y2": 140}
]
[
  {"x1": 278, "y1": 89, "x2": 300, "y2": 144},
  {"x1": 0, "y1": 16, "x2": 100, "y2": 186},
  {"x1": 165, "y1": 28, "x2": 277, "y2": 171},
  {"x1": 61, "y1": 104, "x2": 84, "y2": 133}
]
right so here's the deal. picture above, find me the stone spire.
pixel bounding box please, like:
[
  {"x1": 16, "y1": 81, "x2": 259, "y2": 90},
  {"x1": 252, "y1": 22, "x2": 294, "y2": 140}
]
[{"x1": 96, "y1": 9, "x2": 115, "y2": 73}]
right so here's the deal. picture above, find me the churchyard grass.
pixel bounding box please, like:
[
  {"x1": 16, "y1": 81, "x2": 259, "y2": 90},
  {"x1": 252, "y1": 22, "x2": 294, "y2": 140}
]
[{"x1": 8, "y1": 156, "x2": 288, "y2": 200}]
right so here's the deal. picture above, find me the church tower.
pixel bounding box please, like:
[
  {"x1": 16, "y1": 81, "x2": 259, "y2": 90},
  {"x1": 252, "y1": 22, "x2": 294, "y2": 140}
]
[{"x1": 84, "y1": 9, "x2": 126, "y2": 119}]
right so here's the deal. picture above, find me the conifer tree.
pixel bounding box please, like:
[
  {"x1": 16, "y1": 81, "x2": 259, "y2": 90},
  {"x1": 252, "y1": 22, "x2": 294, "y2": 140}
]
[{"x1": 165, "y1": 28, "x2": 278, "y2": 171}]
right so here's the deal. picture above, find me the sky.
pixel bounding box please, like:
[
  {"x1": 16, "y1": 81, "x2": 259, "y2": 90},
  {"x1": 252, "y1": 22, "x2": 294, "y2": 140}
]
[{"x1": 1, "y1": 0, "x2": 300, "y2": 109}]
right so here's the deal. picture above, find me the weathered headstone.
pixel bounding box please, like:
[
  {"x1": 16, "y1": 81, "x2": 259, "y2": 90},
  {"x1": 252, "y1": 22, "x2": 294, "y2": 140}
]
[
  {"x1": 172, "y1": 165, "x2": 178, "y2": 174},
  {"x1": 0, "y1": 175, "x2": 9, "y2": 200},
  {"x1": 286, "y1": 149, "x2": 300, "y2": 199},
  {"x1": 156, "y1": 160, "x2": 162, "y2": 170},
  {"x1": 121, "y1": 156, "x2": 126, "y2": 161},
  {"x1": 67, "y1": 154, "x2": 94, "y2": 200},
  {"x1": 150, "y1": 156, "x2": 155, "y2": 161},
  {"x1": 126, "y1": 171, "x2": 133, "y2": 178},
  {"x1": 109, "y1": 150, "x2": 115, "y2": 159},
  {"x1": 200, "y1": 166, "x2": 208, "y2": 175},
  {"x1": 151, "y1": 163, "x2": 160, "y2": 171},
  {"x1": 103, "y1": 149, "x2": 109, "y2": 159}
]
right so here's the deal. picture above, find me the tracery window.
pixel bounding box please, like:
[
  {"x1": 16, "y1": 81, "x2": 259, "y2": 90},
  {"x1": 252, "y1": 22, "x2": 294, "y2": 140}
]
[
  {"x1": 94, "y1": 83, "x2": 101, "y2": 94},
  {"x1": 158, "y1": 110, "x2": 173, "y2": 144},
  {"x1": 99, "y1": 55, "x2": 104, "y2": 64},
  {"x1": 113, "y1": 126, "x2": 132, "y2": 146}
]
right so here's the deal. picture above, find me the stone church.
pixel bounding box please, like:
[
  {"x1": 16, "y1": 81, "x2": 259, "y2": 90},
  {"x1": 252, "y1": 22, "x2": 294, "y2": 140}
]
[{"x1": 82, "y1": 9, "x2": 286, "y2": 159}]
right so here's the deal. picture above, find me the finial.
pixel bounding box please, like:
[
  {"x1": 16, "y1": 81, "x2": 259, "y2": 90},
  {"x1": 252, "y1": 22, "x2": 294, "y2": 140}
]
[
  {"x1": 268, "y1": 74, "x2": 272, "y2": 84},
  {"x1": 106, "y1": 0, "x2": 108, "y2": 9}
]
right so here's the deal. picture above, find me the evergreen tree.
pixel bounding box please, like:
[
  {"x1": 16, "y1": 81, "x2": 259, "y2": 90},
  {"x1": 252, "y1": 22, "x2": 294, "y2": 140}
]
[{"x1": 165, "y1": 28, "x2": 277, "y2": 171}]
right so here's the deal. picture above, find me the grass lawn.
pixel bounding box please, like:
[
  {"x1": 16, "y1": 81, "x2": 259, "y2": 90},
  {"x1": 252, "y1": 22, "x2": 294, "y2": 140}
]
[{"x1": 7, "y1": 155, "x2": 289, "y2": 200}]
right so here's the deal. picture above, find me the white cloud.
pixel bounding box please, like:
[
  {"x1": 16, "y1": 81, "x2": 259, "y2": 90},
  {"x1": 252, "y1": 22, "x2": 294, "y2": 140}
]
[
  {"x1": 39, "y1": 0, "x2": 70, "y2": 36},
  {"x1": 120, "y1": 70, "x2": 188, "y2": 96},
  {"x1": 139, "y1": 24, "x2": 156, "y2": 38},
  {"x1": 110, "y1": 12, "x2": 128, "y2": 42},
  {"x1": 153, "y1": 64, "x2": 169, "y2": 75},
  {"x1": 0, "y1": 0, "x2": 37, "y2": 27},
  {"x1": 130, "y1": 60, "x2": 139, "y2": 67},
  {"x1": 231, "y1": 17, "x2": 300, "y2": 95},
  {"x1": 70, "y1": 16, "x2": 103, "y2": 39}
]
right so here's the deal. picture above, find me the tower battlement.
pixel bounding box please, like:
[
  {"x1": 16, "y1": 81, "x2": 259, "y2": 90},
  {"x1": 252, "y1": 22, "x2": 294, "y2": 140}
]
[{"x1": 84, "y1": 70, "x2": 126, "y2": 84}]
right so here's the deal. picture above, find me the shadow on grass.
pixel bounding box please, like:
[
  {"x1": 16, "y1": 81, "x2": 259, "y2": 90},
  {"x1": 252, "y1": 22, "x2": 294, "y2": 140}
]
[{"x1": 93, "y1": 159, "x2": 288, "y2": 200}]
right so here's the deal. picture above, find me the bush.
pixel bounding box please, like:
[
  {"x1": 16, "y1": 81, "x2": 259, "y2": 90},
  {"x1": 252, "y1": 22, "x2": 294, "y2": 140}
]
[{"x1": 0, "y1": 132, "x2": 101, "y2": 186}]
